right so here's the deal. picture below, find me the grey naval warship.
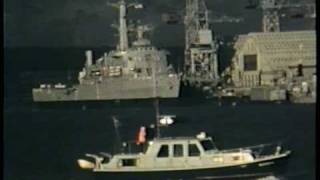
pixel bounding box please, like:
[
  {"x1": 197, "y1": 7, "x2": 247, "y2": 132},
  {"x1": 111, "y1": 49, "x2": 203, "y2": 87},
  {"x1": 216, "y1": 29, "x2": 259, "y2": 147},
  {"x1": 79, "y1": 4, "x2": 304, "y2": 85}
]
[{"x1": 32, "y1": 0, "x2": 180, "y2": 102}]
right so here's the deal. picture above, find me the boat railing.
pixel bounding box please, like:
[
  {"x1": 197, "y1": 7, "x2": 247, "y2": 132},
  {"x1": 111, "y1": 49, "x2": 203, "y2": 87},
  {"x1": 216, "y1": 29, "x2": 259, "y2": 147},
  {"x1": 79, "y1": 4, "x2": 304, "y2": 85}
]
[
  {"x1": 85, "y1": 153, "x2": 104, "y2": 168},
  {"x1": 99, "y1": 152, "x2": 113, "y2": 159},
  {"x1": 218, "y1": 142, "x2": 283, "y2": 158}
]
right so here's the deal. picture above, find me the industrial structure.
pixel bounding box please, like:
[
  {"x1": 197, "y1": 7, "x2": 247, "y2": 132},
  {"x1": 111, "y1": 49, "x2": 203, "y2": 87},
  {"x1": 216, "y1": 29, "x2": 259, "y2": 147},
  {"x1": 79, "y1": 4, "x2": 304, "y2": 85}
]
[
  {"x1": 225, "y1": 30, "x2": 316, "y2": 102},
  {"x1": 183, "y1": 0, "x2": 219, "y2": 87},
  {"x1": 31, "y1": 0, "x2": 316, "y2": 103},
  {"x1": 260, "y1": 0, "x2": 315, "y2": 32}
]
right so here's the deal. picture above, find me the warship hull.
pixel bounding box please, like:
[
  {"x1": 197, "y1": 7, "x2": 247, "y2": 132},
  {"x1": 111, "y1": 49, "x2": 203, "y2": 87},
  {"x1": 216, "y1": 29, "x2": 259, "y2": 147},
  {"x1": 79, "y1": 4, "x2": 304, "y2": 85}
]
[
  {"x1": 90, "y1": 158, "x2": 288, "y2": 180},
  {"x1": 32, "y1": 75, "x2": 180, "y2": 102}
]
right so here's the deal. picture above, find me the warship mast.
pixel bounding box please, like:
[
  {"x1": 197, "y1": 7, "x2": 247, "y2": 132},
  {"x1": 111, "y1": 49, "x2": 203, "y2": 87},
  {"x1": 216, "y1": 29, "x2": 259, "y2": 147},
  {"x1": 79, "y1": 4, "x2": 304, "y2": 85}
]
[
  {"x1": 109, "y1": 0, "x2": 143, "y2": 51},
  {"x1": 119, "y1": 0, "x2": 128, "y2": 51}
]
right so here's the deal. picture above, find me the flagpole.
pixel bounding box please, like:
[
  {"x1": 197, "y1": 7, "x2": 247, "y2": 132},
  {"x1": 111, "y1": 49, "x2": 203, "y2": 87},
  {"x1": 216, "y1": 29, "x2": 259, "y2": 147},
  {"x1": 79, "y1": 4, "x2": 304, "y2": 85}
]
[
  {"x1": 154, "y1": 98, "x2": 160, "y2": 138},
  {"x1": 112, "y1": 116, "x2": 122, "y2": 152}
]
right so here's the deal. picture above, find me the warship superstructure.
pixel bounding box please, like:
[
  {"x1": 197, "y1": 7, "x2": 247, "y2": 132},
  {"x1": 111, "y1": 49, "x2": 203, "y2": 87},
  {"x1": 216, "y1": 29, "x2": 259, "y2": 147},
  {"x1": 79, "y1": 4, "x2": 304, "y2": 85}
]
[
  {"x1": 183, "y1": 0, "x2": 219, "y2": 87},
  {"x1": 32, "y1": 0, "x2": 180, "y2": 102}
]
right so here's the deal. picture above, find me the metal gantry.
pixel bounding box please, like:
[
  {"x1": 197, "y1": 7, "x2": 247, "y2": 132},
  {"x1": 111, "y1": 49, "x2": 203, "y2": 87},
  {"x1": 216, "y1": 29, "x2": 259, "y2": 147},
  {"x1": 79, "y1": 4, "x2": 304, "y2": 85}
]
[
  {"x1": 262, "y1": 0, "x2": 281, "y2": 32},
  {"x1": 258, "y1": 0, "x2": 315, "y2": 32},
  {"x1": 183, "y1": 0, "x2": 219, "y2": 87}
]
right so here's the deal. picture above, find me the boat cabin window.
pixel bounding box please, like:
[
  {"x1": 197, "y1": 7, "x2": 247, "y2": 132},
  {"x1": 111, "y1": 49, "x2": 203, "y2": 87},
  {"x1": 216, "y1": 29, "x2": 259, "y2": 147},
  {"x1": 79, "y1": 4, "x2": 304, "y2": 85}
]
[
  {"x1": 200, "y1": 139, "x2": 216, "y2": 151},
  {"x1": 121, "y1": 159, "x2": 137, "y2": 167},
  {"x1": 233, "y1": 156, "x2": 240, "y2": 161},
  {"x1": 188, "y1": 144, "x2": 200, "y2": 156},
  {"x1": 173, "y1": 144, "x2": 183, "y2": 157},
  {"x1": 157, "y1": 145, "x2": 169, "y2": 158}
]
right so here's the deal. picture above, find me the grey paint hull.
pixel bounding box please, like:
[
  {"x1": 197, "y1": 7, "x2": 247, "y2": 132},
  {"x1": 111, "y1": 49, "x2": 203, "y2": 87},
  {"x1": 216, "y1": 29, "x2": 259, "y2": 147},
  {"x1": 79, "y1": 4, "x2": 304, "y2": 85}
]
[{"x1": 32, "y1": 76, "x2": 180, "y2": 101}]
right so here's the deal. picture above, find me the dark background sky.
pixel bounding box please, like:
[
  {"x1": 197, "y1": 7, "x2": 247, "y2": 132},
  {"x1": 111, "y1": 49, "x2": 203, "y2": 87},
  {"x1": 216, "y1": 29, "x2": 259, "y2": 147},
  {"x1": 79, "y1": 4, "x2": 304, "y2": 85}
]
[{"x1": 4, "y1": 0, "x2": 315, "y2": 47}]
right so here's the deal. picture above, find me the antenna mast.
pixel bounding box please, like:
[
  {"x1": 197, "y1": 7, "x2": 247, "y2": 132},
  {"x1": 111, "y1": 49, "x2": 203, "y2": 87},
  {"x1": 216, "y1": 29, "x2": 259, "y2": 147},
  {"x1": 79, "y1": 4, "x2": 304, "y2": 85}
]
[
  {"x1": 119, "y1": 0, "x2": 128, "y2": 51},
  {"x1": 109, "y1": 0, "x2": 143, "y2": 51}
]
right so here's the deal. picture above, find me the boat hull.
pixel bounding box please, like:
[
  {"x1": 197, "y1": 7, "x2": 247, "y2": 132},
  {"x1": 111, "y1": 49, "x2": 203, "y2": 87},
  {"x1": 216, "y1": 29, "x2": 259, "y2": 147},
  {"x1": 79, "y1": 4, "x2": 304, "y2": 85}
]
[
  {"x1": 84, "y1": 157, "x2": 289, "y2": 180},
  {"x1": 32, "y1": 76, "x2": 180, "y2": 102}
]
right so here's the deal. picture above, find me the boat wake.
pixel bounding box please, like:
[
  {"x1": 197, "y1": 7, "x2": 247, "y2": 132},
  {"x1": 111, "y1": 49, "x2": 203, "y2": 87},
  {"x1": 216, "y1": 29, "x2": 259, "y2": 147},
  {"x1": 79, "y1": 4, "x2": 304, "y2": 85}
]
[{"x1": 194, "y1": 172, "x2": 276, "y2": 179}]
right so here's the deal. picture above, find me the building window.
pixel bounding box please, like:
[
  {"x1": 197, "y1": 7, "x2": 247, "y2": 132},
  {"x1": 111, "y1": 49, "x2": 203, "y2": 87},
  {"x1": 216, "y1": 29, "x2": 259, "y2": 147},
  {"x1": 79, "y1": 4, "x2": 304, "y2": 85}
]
[
  {"x1": 188, "y1": 144, "x2": 200, "y2": 156},
  {"x1": 297, "y1": 64, "x2": 303, "y2": 76},
  {"x1": 173, "y1": 144, "x2": 183, "y2": 157},
  {"x1": 243, "y1": 54, "x2": 257, "y2": 71},
  {"x1": 157, "y1": 145, "x2": 169, "y2": 158}
]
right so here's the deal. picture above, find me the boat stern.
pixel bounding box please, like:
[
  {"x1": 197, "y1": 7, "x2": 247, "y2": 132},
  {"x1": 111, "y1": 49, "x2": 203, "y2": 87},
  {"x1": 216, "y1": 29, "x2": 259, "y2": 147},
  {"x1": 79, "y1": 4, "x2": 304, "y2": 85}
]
[
  {"x1": 77, "y1": 153, "x2": 112, "y2": 171},
  {"x1": 273, "y1": 145, "x2": 292, "y2": 158},
  {"x1": 77, "y1": 159, "x2": 95, "y2": 169}
]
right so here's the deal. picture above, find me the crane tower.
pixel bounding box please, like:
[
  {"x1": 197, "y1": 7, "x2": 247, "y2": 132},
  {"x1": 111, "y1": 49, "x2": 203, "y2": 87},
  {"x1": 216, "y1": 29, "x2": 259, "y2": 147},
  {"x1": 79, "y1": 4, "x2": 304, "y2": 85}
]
[{"x1": 183, "y1": 0, "x2": 219, "y2": 87}]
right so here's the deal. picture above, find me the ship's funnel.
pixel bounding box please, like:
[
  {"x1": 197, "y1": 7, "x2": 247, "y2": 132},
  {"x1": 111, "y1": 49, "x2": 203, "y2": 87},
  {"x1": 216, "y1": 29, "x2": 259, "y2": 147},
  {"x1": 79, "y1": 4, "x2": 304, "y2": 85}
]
[
  {"x1": 85, "y1": 50, "x2": 93, "y2": 66},
  {"x1": 77, "y1": 159, "x2": 95, "y2": 169}
]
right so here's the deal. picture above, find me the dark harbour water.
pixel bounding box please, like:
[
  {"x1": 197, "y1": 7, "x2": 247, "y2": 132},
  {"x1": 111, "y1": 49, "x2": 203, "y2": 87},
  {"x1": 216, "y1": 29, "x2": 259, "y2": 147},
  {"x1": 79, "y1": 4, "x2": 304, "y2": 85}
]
[{"x1": 3, "y1": 48, "x2": 316, "y2": 180}]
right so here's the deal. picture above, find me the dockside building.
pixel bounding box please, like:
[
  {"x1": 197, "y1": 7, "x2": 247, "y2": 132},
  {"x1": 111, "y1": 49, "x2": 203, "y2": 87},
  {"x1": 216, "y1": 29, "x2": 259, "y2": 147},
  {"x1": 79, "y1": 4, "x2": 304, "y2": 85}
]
[{"x1": 230, "y1": 30, "x2": 316, "y2": 89}]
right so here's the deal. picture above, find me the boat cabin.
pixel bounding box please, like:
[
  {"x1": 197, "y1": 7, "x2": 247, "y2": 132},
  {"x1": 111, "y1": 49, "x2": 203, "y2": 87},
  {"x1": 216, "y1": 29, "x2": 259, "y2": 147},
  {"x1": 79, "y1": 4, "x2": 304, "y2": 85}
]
[
  {"x1": 97, "y1": 136, "x2": 230, "y2": 171},
  {"x1": 78, "y1": 132, "x2": 290, "y2": 172}
]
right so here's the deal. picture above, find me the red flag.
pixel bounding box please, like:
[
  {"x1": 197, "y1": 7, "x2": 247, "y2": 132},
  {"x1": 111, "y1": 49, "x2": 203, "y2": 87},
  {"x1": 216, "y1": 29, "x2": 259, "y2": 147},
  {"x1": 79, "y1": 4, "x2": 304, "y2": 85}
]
[{"x1": 136, "y1": 126, "x2": 146, "y2": 145}]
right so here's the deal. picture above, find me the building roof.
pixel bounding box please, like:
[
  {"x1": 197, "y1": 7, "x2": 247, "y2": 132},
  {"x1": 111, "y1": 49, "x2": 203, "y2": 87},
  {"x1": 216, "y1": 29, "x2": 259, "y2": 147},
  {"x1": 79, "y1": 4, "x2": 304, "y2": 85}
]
[
  {"x1": 234, "y1": 30, "x2": 316, "y2": 66},
  {"x1": 249, "y1": 30, "x2": 315, "y2": 53}
]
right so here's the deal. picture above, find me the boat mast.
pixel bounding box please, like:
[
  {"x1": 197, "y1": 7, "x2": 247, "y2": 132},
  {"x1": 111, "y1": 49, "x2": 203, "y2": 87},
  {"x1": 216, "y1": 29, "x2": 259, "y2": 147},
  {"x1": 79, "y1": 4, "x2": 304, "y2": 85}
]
[
  {"x1": 153, "y1": 55, "x2": 161, "y2": 138},
  {"x1": 154, "y1": 99, "x2": 160, "y2": 138}
]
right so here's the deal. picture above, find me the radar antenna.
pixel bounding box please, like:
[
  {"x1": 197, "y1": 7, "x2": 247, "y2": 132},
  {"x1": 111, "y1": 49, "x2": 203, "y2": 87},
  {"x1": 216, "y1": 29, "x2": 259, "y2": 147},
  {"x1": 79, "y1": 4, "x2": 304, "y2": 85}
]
[{"x1": 108, "y1": 0, "x2": 143, "y2": 51}]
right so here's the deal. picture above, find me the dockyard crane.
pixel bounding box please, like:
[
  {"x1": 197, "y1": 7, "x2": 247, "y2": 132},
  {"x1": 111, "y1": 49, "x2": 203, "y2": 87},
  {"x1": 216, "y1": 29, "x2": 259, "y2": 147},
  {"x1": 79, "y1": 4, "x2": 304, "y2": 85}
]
[
  {"x1": 245, "y1": 0, "x2": 315, "y2": 32},
  {"x1": 183, "y1": 0, "x2": 220, "y2": 88},
  {"x1": 162, "y1": 11, "x2": 243, "y2": 24}
]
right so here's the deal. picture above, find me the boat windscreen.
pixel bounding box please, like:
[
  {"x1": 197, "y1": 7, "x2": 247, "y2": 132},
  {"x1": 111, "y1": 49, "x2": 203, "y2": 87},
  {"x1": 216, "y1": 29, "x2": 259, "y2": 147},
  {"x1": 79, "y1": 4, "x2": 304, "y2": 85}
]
[{"x1": 200, "y1": 139, "x2": 216, "y2": 151}]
